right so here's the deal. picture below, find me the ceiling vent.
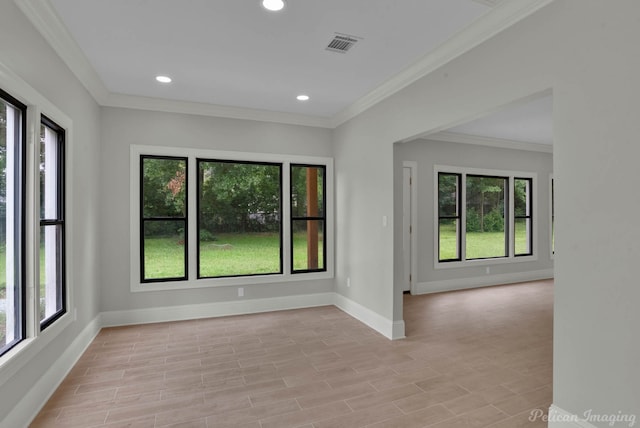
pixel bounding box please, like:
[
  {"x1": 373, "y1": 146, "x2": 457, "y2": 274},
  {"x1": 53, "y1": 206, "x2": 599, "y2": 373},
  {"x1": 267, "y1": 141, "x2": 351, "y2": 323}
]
[{"x1": 326, "y1": 33, "x2": 362, "y2": 54}]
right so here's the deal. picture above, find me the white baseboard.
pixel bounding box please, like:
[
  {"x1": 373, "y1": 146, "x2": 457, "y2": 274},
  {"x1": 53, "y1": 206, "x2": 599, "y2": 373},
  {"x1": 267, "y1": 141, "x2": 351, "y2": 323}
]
[
  {"x1": 547, "y1": 405, "x2": 598, "y2": 428},
  {"x1": 413, "y1": 268, "x2": 554, "y2": 295},
  {"x1": 101, "y1": 292, "x2": 336, "y2": 327},
  {"x1": 333, "y1": 294, "x2": 404, "y2": 340},
  {"x1": 1, "y1": 316, "x2": 101, "y2": 428}
]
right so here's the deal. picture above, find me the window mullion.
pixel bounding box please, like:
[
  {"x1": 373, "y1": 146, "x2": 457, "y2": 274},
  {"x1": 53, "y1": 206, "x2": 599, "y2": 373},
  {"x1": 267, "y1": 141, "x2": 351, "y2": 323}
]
[
  {"x1": 460, "y1": 173, "x2": 467, "y2": 262},
  {"x1": 508, "y1": 177, "x2": 515, "y2": 258},
  {"x1": 25, "y1": 106, "x2": 39, "y2": 339},
  {"x1": 282, "y1": 163, "x2": 292, "y2": 275}
]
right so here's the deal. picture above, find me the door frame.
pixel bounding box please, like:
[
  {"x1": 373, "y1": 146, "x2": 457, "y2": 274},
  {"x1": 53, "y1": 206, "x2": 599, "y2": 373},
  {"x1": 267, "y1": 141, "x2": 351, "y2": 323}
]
[{"x1": 402, "y1": 161, "x2": 418, "y2": 294}]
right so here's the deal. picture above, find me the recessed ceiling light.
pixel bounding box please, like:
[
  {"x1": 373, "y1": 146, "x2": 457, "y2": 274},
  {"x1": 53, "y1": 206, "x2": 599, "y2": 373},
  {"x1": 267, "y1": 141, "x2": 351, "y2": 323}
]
[
  {"x1": 296, "y1": 94, "x2": 310, "y2": 101},
  {"x1": 262, "y1": 0, "x2": 285, "y2": 12},
  {"x1": 155, "y1": 75, "x2": 172, "y2": 83}
]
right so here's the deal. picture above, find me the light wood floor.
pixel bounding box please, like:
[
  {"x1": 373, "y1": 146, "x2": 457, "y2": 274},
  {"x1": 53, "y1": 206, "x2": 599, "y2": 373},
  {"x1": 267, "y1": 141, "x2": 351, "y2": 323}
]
[{"x1": 31, "y1": 280, "x2": 553, "y2": 427}]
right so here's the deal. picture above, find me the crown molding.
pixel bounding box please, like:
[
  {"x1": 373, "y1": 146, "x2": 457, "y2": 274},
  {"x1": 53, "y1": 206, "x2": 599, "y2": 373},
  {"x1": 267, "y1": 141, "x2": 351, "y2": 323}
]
[
  {"x1": 426, "y1": 131, "x2": 553, "y2": 153},
  {"x1": 330, "y1": 0, "x2": 556, "y2": 128},
  {"x1": 15, "y1": 0, "x2": 554, "y2": 130},
  {"x1": 14, "y1": 0, "x2": 110, "y2": 104}
]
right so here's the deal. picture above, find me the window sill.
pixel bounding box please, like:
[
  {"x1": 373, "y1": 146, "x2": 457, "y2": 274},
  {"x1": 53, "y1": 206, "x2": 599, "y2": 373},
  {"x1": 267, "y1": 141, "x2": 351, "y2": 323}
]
[
  {"x1": 435, "y1": 254, "x2": 538, "y2": 270},
  {"x1": 131, "y1": 271, "x2": 334, "y2": 292},
  {"x1": 0, "y1": 312, "x2": 72, "y2": 386}
]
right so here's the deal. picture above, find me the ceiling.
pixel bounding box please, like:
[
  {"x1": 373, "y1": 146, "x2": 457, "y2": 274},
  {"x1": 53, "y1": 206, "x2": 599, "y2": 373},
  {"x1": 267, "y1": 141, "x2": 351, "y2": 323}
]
[{"x1": 21, "y1": 0, "x2": 552, "y2": 140}]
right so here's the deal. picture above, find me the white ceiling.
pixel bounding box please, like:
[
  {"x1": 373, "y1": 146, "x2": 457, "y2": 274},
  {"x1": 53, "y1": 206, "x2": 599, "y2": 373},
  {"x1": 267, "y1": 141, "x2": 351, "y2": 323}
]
[
  {"x1": 446, "y1": 94, "x2": 553, "y2": 145},
  {"x1": 22, "y1": 0, "x2": 553, "y2": 141}
]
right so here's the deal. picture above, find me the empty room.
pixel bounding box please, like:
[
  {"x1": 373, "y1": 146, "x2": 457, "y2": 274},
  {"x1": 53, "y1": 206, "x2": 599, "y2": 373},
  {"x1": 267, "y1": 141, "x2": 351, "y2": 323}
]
[{"x1": 1, "y1": 1, "x2": 639, "y2": 427}]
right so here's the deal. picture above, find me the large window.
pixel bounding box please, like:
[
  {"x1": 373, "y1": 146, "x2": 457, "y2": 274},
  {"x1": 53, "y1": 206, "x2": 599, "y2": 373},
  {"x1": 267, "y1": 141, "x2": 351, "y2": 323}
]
[
  {"x1": 0, "y1": 90, "x2": 25, "y2": 356},
  {"x1": 133, "y1": 146, "x2": 333, "y2": 291},
  {"x1": 39, "y1": 116, "x2": 66, "y2": 328},
  {"x1": 197, "y1": 160, "x2": 282, "y2": 278},
  {"x1": 140, "y1": 156, "x2": 187, "y2": 282},
  {"x1": 436, "y1": 166, "x2": 536, "y2": 266}
]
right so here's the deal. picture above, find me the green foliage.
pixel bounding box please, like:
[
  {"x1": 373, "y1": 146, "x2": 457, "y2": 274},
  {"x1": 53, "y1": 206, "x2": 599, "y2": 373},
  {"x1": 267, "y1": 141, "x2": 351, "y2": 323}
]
[
  {"x1": 199, "y1": 161, "x2": 281, "y2": 234},
  {"x1": 199, "y1": 228, "x2": 217, "y2": 242}
]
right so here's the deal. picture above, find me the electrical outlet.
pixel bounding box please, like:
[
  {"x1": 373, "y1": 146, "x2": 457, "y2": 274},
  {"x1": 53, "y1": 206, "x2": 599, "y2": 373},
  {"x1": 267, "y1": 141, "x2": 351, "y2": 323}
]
[
  {"x1": 485, "y1": 267, "x2": 490, "y2": 275},
  {"x1": 238, "y1": 287, "x2": 244, "y2": 297},
  {"x1": 347, "y1": 277, "x2": 351, "y2": 288}
]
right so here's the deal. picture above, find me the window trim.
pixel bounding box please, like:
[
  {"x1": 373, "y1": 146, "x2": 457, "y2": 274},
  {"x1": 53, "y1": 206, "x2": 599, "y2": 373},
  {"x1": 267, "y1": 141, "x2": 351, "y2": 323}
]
[
  {"x1": 0, "y1": 88, "x2": 27, "y2": 356},
  {"x1": 130, "y1": 145, "x2": 334, "y2": 292},
  {"x1": 0, "y1": 60, "x2": 74, "y2": 381},
  {"x1": 434, "y1": 165, "x2": 538, "y2": 269}
]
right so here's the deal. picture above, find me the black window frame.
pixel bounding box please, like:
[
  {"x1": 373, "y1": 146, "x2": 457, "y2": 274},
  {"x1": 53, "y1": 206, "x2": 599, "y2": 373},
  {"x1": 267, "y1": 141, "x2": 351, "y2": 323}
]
[
  {"x1": 290, "y1": 163, "x2": 327, "y2": 274},
  {"x1": 437, "y1": 172, "x2": 462, "y2": 262},
  {"x1": 514, "y1": 177, "x2": 533, "y2": 257},
  {"x1": 465, "y1": 174, "x2": 509, "y2": 261},
  {"x1": 39, "y1": 114, "x2": 67, "y2": 330},
  {"x1": 0, "y1": 88, "x2": 27, "y2": 357},
  {"x1": 196, "y1": 158, "x2": 283, "y2": 279},
  {"x1": 140, "y1": 155, "x2": 189, "y2": 283}
]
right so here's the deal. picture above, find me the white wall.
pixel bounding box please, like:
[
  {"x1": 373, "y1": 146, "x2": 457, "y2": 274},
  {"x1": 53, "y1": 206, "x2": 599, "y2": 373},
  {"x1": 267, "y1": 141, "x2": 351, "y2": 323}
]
[
  {"x1": 0, "y1": 0, "x2": 101, "y2": 424},
  {"x1": 334, "y1": 0, "x2": 640, "y2": 423},
  {"x1": 98, "y1": 107, "x2": 334, "y2": 315},
  {"x1": 394, "y1": 138, "x2": 554, "y2": 294}
]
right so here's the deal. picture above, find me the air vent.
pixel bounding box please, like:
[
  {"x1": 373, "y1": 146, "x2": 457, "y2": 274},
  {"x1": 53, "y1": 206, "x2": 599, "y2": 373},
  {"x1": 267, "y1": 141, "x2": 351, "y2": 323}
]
[{"x1": 326, "y1": 33, "x2": 362, "y2": 54}]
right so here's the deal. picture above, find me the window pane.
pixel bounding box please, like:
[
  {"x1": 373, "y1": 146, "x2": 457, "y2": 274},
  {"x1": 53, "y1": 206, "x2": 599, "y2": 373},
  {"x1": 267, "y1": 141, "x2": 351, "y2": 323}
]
[
  {"x1": 291, "y1": 166, "x2": 324, "y2": 217},
  {"x1": 40, "y1": 225, "x2": 64, "y2": 322},
  {"x1": 515, "y1": 218, "x2": 531, "y2": 255},
  {"x1": 40, "y1": 119, "x2": 66, "y2": 327},
  {"x1": 291, "y1": 165, "x2": 326, "y2": 273},
  {"x1": 438, "y1": 173, "x2": 459, "y2": 217},
  {"x1": 142, "y1": 158, "x2": 186, "y2": 218},
  {"x1": 293, "y1": 220, "x2": 324, "y2": 271},
  {"x1": 198, "y1": 161, "x2": 281, "y2": 277},
  {"x1": 514, "y1": 178, "x2": 532, "y2": 256},
  {"x1": 143, "y1": 220, "x2": 186, "y2": 280},
  {"x1": 439, "y1": 219, "x2": 459, "y2": 261},
  {"x1": 1, "y1": 94, "x2": 24, "y2": 354},
  {"x1": 466, "y1": 175, "x2": 507, "y2": 259},
  {"x1": 514, "y1": 178, "x2": 531, "y2": 217}
]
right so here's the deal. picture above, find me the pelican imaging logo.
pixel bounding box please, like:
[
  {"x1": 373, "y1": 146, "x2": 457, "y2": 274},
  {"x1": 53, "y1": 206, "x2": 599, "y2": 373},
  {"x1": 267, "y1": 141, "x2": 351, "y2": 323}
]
[{"x1": 529, "y1": 408, "x2": 637, "y2": 427}]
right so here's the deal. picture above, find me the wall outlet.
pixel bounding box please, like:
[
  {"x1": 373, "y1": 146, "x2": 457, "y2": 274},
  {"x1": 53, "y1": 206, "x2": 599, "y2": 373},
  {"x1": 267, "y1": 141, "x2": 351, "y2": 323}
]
[
  {"x1": 347, "y1": 277, "x2": 351, "y2": 288},
  {"x1": 485, "y1": 267, "x2": 490, "y2": 275},
  {"x1": 238, "y1": 287, "x2": 244, "y2": 297}
]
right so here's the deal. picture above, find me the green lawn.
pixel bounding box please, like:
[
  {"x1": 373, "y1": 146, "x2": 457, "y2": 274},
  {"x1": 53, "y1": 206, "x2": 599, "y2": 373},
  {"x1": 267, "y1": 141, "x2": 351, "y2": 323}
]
[
  {"x1": 144, "y1": 232, "x2": 324, "y2": 279},
  {"x1": 440, "y1": 221, "x2": 529, "y2": 260}
]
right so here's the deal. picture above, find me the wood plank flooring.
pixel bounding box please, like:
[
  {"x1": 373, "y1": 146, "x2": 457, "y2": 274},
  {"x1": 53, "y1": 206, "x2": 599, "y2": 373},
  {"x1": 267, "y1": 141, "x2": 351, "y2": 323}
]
[{"x1": 31, "y1": 280, "x2": 553, "y2": 427}]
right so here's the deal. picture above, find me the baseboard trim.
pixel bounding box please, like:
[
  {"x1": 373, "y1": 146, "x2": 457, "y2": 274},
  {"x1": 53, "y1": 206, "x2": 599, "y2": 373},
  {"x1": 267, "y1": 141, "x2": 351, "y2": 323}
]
[
  {"x1": 547, "y1": 405, "x2": 598, "y2": 428},
  {"x1": 333, "y1": 294, "x2": 404, "y2": 340},
  {"x1": 2, "y1": 316, "x2": 102, "y2": 428},
  {"x1": 101, "y1": 292, "x2": 336, "y2": 327},
  {"x1": 414, "y1": 269, "x2": 554, "y2": 295}
]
